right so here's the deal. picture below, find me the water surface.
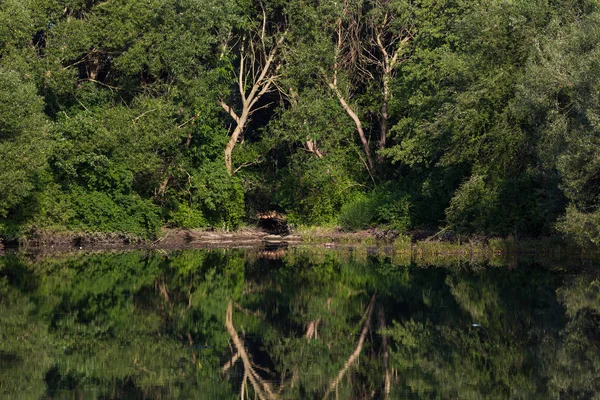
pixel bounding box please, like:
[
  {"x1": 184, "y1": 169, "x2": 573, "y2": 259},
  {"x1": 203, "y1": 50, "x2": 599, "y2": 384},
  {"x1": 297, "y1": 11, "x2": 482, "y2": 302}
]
[{"x1": 1, "y1": 247, "x2": 599, "y2": 399}]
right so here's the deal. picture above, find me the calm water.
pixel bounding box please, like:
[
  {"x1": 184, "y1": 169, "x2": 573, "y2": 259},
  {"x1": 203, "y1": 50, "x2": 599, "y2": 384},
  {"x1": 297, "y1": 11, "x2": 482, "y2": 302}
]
[{"x1": 1, "y1": 246, "x2": 599, "y2": 399}]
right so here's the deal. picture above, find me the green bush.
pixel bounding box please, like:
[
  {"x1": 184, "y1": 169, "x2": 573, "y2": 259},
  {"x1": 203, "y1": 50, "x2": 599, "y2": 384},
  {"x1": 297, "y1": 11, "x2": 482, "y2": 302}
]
[
  {"x1": 445, "y1": 174, "x2": 499, "y2": 234},
  {"x1": 179, "y1": 162, "x2": 245, "y2": 230},
  {"x1": 276, "y1": 154, "x2": 360, "y2": 226},
  {"x1": 557, "y1": 205, "x2": 600, "y2": 246},
  {"x1": 370, "y1": 186, "x2": 412, "y2": 232},
  {"x1": 339, "y1": 194, "x2": 376, "y2": 231},
  {"x1": 68, "y1": 189, "x2": 162, "y2": 238},
  {"x1": 170, "y1": 203, "x2": 207, "y2": 229},
  {"x1": 337, "y1": 188, "x2": 413, "y2": 232},
  {"x1": 376, "y1": 199, "x2": 411, "y2": 231}
]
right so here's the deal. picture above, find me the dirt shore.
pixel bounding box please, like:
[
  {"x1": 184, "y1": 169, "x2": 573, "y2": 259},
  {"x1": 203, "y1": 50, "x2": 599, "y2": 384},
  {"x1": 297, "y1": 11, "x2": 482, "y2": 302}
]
[
  {"x1": 0, "y1": 226, "x2": 575, "y2": 258},
  {"x1": 2, "y1": 227, "x2": 304, "y2": 252}
]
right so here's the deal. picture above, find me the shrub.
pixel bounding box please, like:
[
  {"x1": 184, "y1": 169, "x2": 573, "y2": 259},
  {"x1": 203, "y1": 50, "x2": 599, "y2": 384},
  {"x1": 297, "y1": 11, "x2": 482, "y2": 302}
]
[
  {"x1": 170, "y1": 203, "x2": 207, "y2": 229},
  {"x1": 371, "y1": 187, "x2": 412, "y2": 232},
  {"x1": 68, "y1": 189, "x2": 161, "y2": 238},
  {"x1": 339, "y1": 194, "x2": 376, "y2": 231},
  {"x1": 276, "y1": 154, "x2": 360, "y2": 226},
  {"x1": 557, "y1": 205, "x2": 600, "y2": 246},
  {"x1": 377, "y1": 200, "x2": 411, "y2": 231},
  {"x1": 445, "y1": 174, "x2": 498, "y2": 234}
]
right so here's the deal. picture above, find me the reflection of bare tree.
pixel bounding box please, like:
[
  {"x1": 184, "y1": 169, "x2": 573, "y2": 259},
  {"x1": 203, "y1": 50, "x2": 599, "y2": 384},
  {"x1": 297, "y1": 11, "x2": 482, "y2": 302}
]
[
  {"x1": 305, "y1": 319, "x2": 321, "y2": 340},
  {"x1": 323, "y1": 294, "x2": 376, "y2": 399},
  {"x1": 156, "y1": 277, "x2": 171, "y2": 305},
  {"x1": 224, "y1": 294, "x2": 389, "y2": 399},
  {"x1": 225, "y1": 301, "x2": 277, "y2": 400},
  {"x1": 378, "y1": 305, "x2": 391, "y2": 400}
]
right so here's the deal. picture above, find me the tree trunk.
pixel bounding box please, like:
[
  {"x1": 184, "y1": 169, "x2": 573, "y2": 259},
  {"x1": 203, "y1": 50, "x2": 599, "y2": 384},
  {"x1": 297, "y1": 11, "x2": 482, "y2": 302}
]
[
  {"x1": 378, "y1": 75, "x2": 390, "y2": 164},
  {"x1": 224, "y1": 111, "x2": 249, "y2": 175},
  {"x1": 330, "y1": 84, "x2": 375, "y2": 172}
]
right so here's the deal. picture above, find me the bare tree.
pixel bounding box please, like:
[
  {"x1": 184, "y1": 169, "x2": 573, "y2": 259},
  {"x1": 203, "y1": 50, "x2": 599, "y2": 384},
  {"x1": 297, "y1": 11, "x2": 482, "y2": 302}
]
[
  {"x1": 325, "y1": 0, "x2": 413, "y2": 170},
  {"x1": 219, "y1": 7, "x2": 286, "y2": 175},
  {"x1": 325, "y1": 1, "x2": 376, "y2": 172},
  {"x1": 365, "y1": 0, "x2": 413, "y2": 162}
]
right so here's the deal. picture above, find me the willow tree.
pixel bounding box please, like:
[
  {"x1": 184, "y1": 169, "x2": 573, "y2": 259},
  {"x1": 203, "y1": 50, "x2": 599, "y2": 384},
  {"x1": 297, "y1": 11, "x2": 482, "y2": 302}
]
[{"x1": 524, "y1": 2, "x2": 600, "y2": 244}]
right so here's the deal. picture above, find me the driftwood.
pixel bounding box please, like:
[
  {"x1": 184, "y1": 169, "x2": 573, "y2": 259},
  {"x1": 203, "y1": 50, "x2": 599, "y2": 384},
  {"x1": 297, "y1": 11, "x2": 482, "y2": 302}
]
[{"x1": 258, "y1": 212, "x2": 291, "y2": 236}]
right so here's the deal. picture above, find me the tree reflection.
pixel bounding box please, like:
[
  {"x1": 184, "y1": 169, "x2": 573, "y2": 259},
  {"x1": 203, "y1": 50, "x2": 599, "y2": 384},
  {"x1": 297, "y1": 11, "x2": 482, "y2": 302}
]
[{"x1": 0, "y1": 248, "x2": 598, "y2": 398}]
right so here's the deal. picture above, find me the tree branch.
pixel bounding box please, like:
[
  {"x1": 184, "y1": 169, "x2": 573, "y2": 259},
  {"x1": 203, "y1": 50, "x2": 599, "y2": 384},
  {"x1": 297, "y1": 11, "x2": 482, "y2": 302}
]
[{"x1": 219, "y1": 100, "x2": 241, "y2": 124}]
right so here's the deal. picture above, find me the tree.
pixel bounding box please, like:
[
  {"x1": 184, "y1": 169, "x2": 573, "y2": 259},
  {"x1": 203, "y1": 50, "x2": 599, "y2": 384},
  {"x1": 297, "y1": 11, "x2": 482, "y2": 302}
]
[
  {"x1": 321, "y1": 0, "x2": 414, "y2": 173},
  {"x1": 521, "y1": 1, "x2": 600, "y2": 243},
  {"x1": 364, "y1": 0, "x2": 413, "y2": 162},
  {"x1": 0, "y1": 70, "x2": 48, "y2": 219},
  {"x1": 219, "y1": 3, "x2": 286, "y2": 175}
]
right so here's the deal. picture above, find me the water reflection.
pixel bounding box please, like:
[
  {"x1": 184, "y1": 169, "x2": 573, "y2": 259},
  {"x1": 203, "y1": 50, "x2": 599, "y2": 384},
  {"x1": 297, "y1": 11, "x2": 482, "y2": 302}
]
[{"x1": 0, "y1": 247, "x2": 599, "y2": 399}]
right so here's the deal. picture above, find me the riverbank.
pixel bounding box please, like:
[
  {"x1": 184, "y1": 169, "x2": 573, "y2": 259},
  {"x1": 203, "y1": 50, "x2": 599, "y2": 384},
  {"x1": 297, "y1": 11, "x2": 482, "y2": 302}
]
[
  {"x1": 0, "y1": 225, "x2": 584, "y2": 258},
  {"x1": 1, "y1": 227, "x2": 301, "y2": 251}
]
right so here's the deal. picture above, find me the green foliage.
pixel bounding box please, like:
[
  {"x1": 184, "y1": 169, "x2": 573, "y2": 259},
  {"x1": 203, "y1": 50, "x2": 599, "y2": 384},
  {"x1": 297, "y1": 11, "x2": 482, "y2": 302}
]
[
  {"x1": 557, "y1": 205, "x2": 600, "y2": 246},
  {"x1": 268, "y1": 89, "x2": 366, "y2": 225},
  {"x1": 521, "y1": 3, "x2": 600, "y2": 242},
  {"x1": 0, "y1": 0, "x2": 35, "y2": 51},
  {"x1": 339, "y1": 193, "x2": 375, "y2": 231},
  {"x1": 371, "y1": 186, "x2": 412, "y2": 231},
  {"x1": 169, "y1": 203, "x2": 207, "y2": 229},
  {"x1": 172, "y1": 162, "x2": 245, "y2": 229},
  {"x1": 276, "y1": 154, "x2": 360, "y2": 225},
  {"x1": 445, "y1": 174, "x2": 499, "y2": 234},
  {"x1": 67, "y1": 189, "x2": 162, "y2": 237},
  {"x1": 0, "y1": 69, "x2": 48, "y2": 220},
  {"x1": 339, "y1": 188, "x2": 412, "y2": 232}
]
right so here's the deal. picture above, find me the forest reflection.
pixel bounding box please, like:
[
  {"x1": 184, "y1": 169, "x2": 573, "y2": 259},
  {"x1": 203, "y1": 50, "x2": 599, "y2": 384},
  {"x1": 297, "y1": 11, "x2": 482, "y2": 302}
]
[{"x1": 1, "y1": 247, "x2": 599, "y2": 399}]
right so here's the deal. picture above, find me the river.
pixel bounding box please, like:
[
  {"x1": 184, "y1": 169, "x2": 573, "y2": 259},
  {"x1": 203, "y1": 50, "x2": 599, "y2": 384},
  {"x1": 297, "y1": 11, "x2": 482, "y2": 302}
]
[{"x1": 1, "y1": 246, "x2": 599, "y2": 399}]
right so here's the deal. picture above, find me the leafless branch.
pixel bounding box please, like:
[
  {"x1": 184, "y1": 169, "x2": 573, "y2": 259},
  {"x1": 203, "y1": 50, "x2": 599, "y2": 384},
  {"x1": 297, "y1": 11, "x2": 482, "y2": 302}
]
[
  {"x1": 219, "y1": 100, "x2": 241, "y2": 124},
  {"x1": 132, "y1": 109, "x2": 156, "y2": 124}
]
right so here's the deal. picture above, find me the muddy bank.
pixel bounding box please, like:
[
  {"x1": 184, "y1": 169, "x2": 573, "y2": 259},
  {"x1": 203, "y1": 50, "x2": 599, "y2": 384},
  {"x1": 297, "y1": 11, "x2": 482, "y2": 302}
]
[
  {"x1": 1, "y1": 228, "x2": 302, "y2": 253},
  {"x1": 2, "y1": 226, "x2": 417, "y2": 252},
  {"x1": 156, "y1": 228, "x2": 302, "y2": 248},
  {"x1": 0, "y1": 226, "x2": 576, "y2": 258},
  {"x1": 3, "y1": 226, "x2": 405, "y2": 252}
]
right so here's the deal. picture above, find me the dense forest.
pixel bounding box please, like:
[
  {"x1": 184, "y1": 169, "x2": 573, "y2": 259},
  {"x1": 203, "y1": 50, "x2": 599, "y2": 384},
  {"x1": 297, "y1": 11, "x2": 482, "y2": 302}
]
[{"x1": 1, "y1": 0, "x2": 600, "y2": 242}]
